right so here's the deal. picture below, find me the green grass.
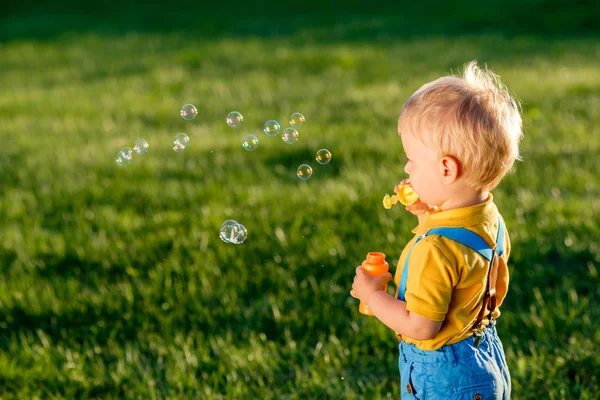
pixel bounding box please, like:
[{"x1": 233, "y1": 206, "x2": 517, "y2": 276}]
[{"x1": 1, "y1": 4, "x2": 599, "y2": 399}]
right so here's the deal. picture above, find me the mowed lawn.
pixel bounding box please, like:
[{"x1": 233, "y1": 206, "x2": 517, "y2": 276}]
[{"x1": 1, "y1": 14, "x2": 599, "y2": 400}]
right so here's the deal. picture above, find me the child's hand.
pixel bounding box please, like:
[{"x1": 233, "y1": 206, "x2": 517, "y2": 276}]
[
  {"x1": 350, "y1": 266, "x2": 393, "y2": 304},
  {"x1": 405, "y1": 200, "x2": 439, "y2": 218}
]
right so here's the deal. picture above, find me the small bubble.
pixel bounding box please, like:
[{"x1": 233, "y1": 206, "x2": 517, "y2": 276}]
[
  {"x1": 242, "y1": 134, "x2": 259, "y2": 151},
  {"x1": 297, "y1": 164, "x2": 313, "y2": 180},
  {"x1": 290, "y1": 112, "x2": 305, "y2": 128},
  {"x1": 133, "y1": 139, "x2": 149, "y2": 155},
  {"x1": 282, "y1": 128, "x2": 299, "y2": 144},
  {"x1": 220, "y1": 220, "x2": 247, "y2": 244},
  {"x1": 221, "y1": 220, "x2": 236, "y2": 229},
  {"x1": 235, "y1": 224, "x2": 248, "y2": 244},
  {"x1": 116, "y1": 147, "x2": 133, "y2": 167},
  {"x1": 316, "y1": 149, "x2": 331, "y2": 165},
  {"x1": 264, "y1": 120, "x2": 280, "y2": 136},
  {"x1": 220, "y1": 220, "x2": 239, "y2": 243},
  {"x1": 180, "y1": 104, "x2": 198, "y2": 121},
  {"x1": 226, "y1": 111, "x2": 244, "y2": 128},
  {"x1": 173, "y1": 133, "x2": 189, "y2": 152}
]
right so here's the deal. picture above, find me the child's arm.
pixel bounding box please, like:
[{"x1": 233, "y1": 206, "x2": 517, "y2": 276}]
[
  {"x1": 350, "y1": 267, "x2": 442, "y2": 340},
  {"x1": 367, "y1": 290, "x2": 442, "y2": 340}
]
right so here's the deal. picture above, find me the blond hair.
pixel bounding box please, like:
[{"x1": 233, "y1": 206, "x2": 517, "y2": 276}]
[{"x1": 398, "y1": 61, "x2": 523, "y2": 191}]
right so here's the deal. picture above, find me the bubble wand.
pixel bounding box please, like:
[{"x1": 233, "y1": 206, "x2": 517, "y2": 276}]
[{"x1": 382, "y1": 181, "x2": 419, "y2": 209}]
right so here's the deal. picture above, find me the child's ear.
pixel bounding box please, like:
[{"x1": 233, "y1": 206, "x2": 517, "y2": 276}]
[{"x1": 440, "y1": 155, "x2": 460, "y2": 184}]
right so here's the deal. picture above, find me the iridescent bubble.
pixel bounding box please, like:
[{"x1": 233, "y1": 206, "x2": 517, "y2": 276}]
[
  {"x1": 133, "y1": 139, "x2": 149, "y2": 155},
  {"x1": 234, "y1": 224, "x2": 247, "y2": 244},
  {"x1": 226, "y1": 111, "x2": 243, "y2": 128},
  {"x1": 116, "y1": 147, "x2": 133, "y2": 167},
  {"x1": 316, "y1": 149, "x2": 332, "y2": 165},
  {"x1": 297, "y1": 164, "x2": 313, "y2": 180},
  {"x1": 242, "y1": 134, "x2": 259, "y2": 151},
  {"x1": 282, "y1": 128, "x2": 299, "y2": 144},
  {"x1": 290, "y1": 112, "x2": 305, "y2": 128},
  {"x1": 180, "y1": 104, "x2": 198, "y2": 121},
  {"x1": 263, "y1": 120, "x2": 280, "y2": 136},
  {"x1": 221, "y1": 219, "x2": 237, "y2": 229},
  {"x1": 173, "y1": 133, "x2": 189, "y2": 152},
  {"x1": 220, "y1": 220, "x2": 247, "y2": 244},
  {"x1": 220, "y1": 221, "x2": 240, "y2": 243}
]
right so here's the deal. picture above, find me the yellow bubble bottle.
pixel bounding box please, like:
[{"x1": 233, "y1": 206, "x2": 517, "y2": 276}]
[{"x1": 359, "y1": 252, "x2": 389, "y2": 316}]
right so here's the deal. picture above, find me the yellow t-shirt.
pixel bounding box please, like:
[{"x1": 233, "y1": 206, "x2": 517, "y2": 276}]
[{"x1": 393, "y1": 194, "x2": 510, "y2": 350}]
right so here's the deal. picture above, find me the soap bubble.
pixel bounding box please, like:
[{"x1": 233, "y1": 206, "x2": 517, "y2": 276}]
[
  {"x1": 220, "y1": 221, "x2": 240, "y2": 243},
  {"x1": 235, "y1": 224, "x2": 248, "y2": 244},
  {"x1": 180, "y1": 104, "x2": 198, "y2": 121},
  {"x1": 221, "y1": 219, "x2": 237, "y2": 229},
  {"x1": 316, "y1": 149, "x2": 332, "y2": 165},
  {"x1": 226, "y1": 111, "x2": 243, "y2": 128},
  {"x1": 297, "y1": 164, "x2": 313, "y2": 180},
  {"x1": 173, "y1": 133, "x2": 189, "y2": 152},
  {"x1": 133, "y1": 139, "x2": 149, "y2": 155},
  {"x1": 242, "y1": 134, "x2": 259, "y2": 151},
  {"x1": 263, "y1": 120, "x2": 280, "y2": 136},
  {"x1": 282, "y1": 128, "x2": 299, "y2": 144},
  {"x1": 290, "y1": 112, "x2": 305, "y2": 128},
  {"x1": 220, "y1": 220, "x2": 247, "y2": 244},
  {"x1": 116, "y1": 147, "x2": 133, "y2": 167}
]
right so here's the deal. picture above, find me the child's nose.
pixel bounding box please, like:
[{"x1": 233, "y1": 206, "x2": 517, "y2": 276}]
[{"x1": 404, "y1": 162, "x2": 410, "y2": 175}]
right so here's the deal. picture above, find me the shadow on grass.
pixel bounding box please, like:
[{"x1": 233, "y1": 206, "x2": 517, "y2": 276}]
[{"x1": 2, "y1": 0, "x2": 599, "y2": 43}]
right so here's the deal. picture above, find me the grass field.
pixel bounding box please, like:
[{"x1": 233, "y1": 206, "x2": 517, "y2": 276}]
[{"x1": 1, "y1": 2, "x2": 599, "y2": 399}]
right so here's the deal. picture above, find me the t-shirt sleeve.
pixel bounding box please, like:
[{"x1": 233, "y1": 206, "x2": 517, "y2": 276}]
[{"x1": 404, "y1": 238, "x2": 457, "y2": 322}]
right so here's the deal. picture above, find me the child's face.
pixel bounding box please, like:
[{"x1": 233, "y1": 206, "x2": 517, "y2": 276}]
[{"x1": 399, "y1": 132, "x2": 447, "y2": 207}]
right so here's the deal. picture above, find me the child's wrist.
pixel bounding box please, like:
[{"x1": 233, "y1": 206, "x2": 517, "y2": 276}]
[{"x1": 366, "y1": 289, "x2": 384, "y2": 307}]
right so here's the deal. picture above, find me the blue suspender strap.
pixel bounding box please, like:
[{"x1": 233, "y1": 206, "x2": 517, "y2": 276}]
[
  {"x1": 496, "y1": 216, "x2": 505, "y2": 257},
  {"x1": 397, "y1": 234, "x2": 426, "y2": 301},
  {"x1": 397, "y1": 215, "x2": 505, "y2": 301},
  {"x1": 426, "y1": 227, "x2": 494, "y2": 262}
]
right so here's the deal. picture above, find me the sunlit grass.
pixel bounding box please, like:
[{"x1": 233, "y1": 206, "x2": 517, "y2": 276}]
[{"x1": 0, "y1": 20, "x2": 599, "y2": 399}]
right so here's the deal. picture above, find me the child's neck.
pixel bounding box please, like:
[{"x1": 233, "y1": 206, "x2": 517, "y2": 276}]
[{"x1": 440, "y1": 190, "x2": 489, "y2": 212}]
